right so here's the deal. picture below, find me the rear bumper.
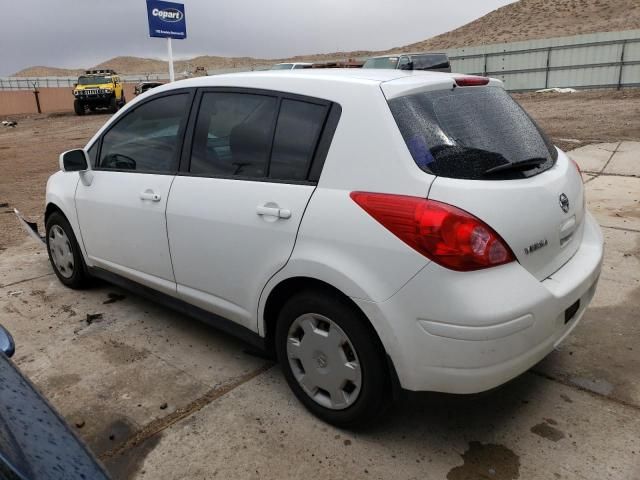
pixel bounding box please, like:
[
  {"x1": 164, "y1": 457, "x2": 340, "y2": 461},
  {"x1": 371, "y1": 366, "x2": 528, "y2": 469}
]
[{"x1": 354, "y1": 212, "x2": 604, "y2": 393}]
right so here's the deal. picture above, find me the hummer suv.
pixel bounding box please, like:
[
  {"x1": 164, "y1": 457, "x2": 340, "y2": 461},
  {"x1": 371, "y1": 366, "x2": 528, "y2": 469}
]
[{"x1": 72, "y1": 69, "x2": 126, "y2": 115}]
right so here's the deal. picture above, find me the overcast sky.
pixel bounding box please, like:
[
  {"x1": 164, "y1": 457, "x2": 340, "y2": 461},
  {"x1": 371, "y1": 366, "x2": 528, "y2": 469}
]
[{"x1": 2, "y1": 0, "x2": 515, "y2": 76}]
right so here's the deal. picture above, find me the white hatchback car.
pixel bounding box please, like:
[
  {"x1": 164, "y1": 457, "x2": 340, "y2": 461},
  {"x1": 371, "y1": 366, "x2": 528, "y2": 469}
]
[{"x1": 46, "y1": 69, "x2": 603, "y2": 426}]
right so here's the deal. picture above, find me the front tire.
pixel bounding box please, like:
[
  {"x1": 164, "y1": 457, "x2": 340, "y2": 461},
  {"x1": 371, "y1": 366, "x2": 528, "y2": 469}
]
[
  {"x1": 45, "y1": 212, "x2": 90, "y2": 289},
  {"x1": 109, "y1": 96, "x2": 118, "y2": 113},
  {"x1": 73, "y1": 99, "x2": 85, "y2": 116},
  {"x1": 275, "y1": 290, "x2": 391, "y2": 428}
]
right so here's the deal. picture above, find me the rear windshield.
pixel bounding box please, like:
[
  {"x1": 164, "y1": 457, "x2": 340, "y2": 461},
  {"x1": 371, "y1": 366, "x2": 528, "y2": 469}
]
[
  {"x1": 271, "y1": 64, "x2": 294, "y2": 70},
  {"x1": 363, "y1": 57, "x2": 399, "y2": 69},
  {"x1": 388, "y1": 86, "x2": 557, "y2": 180},
  {"x1": 410, "y1": 54, "x2": 450, "y2": 71}
]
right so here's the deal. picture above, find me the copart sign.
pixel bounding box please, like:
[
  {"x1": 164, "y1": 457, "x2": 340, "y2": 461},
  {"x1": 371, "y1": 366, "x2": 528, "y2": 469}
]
[{"x1": 146, "y1": 0, "x2": 187, "y2": 39}]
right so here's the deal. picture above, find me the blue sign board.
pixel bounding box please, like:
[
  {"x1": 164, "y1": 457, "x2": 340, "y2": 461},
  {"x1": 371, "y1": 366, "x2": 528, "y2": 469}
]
[{"x1": 146, "y1": 0, "x2": 187, "y2": 39}]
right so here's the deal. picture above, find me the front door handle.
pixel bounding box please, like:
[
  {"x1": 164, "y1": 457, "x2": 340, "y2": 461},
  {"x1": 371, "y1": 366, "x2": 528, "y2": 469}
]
[
  {"x1": 256, "y1": 204, "x2": 291, "y2": 219},
  {"x1": 140, "y1": 190, "x2": 161, "y2": 202}
]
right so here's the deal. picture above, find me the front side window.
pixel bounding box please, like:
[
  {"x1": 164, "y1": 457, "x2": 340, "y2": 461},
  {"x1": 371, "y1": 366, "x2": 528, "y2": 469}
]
[
  {"x1": 190, "y1": 92, "x2": 277, "y2": 177},
  {"x1": 269, "y1": 99, "x2": 327, "y2": 180},
  {"x1": 98, "y1": 93, "x2": 188, "y2": 173}
]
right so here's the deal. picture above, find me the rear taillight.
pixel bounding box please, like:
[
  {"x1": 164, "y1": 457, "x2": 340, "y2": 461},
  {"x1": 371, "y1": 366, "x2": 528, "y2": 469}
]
[
  {"x1": 455, "y1": 76, "x2": 490, "y2": 87},
  {"x1": 350, "y1": 192, "x2": 515, "y2": 271}
]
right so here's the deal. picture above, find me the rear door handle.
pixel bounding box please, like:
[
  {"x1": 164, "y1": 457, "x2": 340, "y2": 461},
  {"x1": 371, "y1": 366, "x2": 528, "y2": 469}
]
[
  {"x1": 140, "y1": 190, "x2": 161, "y2": 202},
  {"x1": 256, "y1": 205, "x2": 291, "y2": 219}
]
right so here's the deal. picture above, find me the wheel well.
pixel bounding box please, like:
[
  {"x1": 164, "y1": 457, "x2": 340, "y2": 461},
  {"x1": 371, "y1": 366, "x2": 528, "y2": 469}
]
[
  {"x1": 263, "y1": 276, "x2": 402, "y2": 396},
  {"x1": 263, "y1": 277, "x2": 376, "y2": 352},
  {"x1": 45, "y1": 203, "x2": 64, "y2": 223}
]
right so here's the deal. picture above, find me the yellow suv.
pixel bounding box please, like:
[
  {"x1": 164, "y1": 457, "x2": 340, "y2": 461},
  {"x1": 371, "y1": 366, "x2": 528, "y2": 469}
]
[{"x1": 72, "y1": 70, "x2": 126, "y2": 115}]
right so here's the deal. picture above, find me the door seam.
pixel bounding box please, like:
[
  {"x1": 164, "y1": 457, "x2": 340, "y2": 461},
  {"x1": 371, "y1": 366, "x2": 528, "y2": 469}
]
[
  {"x1": 255, "y1": 184, "x2": 318, "y2": 334},
  {"x1": 164, "y1": 174, "x2": 179, "y2": 294}
]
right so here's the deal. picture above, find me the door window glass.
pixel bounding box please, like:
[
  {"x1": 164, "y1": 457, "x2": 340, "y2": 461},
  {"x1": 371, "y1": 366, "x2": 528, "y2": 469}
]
[
  {"x1": 269, "y1": 99, "x2": 327, "y2": 181},
  {"x1": 99, "y1": 93, "x2": 188, "y2": 172},
  {"x1": 190, "y1": 92, "x2": 277, "y2": 177}
]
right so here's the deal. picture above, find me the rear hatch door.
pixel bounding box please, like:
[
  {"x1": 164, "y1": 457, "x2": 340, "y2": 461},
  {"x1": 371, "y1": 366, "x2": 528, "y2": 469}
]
[{"x1": 383, "y1": 78, "x2": 585, "y2": 280}]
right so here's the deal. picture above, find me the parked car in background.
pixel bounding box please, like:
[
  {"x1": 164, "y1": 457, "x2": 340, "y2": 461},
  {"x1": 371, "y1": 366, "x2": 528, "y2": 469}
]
[
  {"x1": 271, "y1": 62, "x2": 313, "y2": 70},
  {"x1": 72, "y1": 69, "x2": 126, "y2": 115},
  {"x1": 134, "y1": 81, "x2": 164, "y2": 96},
  {"x1": 0, "y1": 325, "x2": 110, "y2": 480},
  {"x1": 44, "y1": 69, "x2": 602, "y2": 427},
  {"x1": 363, "y1": 53, "x2": 451, "y2": 72}
]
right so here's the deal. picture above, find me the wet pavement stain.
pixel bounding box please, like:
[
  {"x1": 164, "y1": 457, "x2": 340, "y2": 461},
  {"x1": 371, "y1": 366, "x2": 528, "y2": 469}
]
[
  {"x1": 87, "y1": 418, "x2": 138, "y2": 456},
  {"x1": 103, "y1": 292, "x2": 127, "y2": 305},
  {"x1": 531, "y1": 422, "x2": 565, "y2": 442},
  {"x1": 102, "y1": 432, "x2": 162, "y2": 480},
  {"x1": 447, "y1": 441, "x2": 520, "y2": 480},
  {"x1": 45, "y1": 372, "x2": 81, "y2": 390},
  {"x1": 100, "y1": 339, "x2": 150, "y2": 365}
]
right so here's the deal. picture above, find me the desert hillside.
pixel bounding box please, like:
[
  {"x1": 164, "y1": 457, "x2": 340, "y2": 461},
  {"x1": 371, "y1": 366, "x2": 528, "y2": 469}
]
[
  {"x1": 393, "y1": 0, "x2": 640, "y2": 52},
  {"x1": 13, "y1": 0, "x2": 640, "y2": 76}
]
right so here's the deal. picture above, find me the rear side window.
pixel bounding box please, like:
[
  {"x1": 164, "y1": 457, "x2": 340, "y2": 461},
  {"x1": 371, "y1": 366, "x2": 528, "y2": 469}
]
[
  {"x1": 269, "y1": 99, "x2": 327, "y2": 181},
  {"x1": 190, "y1": 92, "x2": 277, "y2": 178},
  {"x1": 388, "y1": 87, "x2": 557, "y2": 180},
  {"x1": 98, "y1": 93, "x2": 188, "y2": 173}
]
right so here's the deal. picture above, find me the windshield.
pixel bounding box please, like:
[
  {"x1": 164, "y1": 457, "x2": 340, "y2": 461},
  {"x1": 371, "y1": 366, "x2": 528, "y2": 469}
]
[
  {"x1": 78, "y1": 76, "x2": 111, "y2": 85},
  {"x1": 362, "y1": 57, "x2": 399, "y2": 69},
  {"x1": 271, "y1": 64, "x2": 293, "y2": 70},
  {"x1": 388, "y1": 87, "x2": 557, "y2": 180}
]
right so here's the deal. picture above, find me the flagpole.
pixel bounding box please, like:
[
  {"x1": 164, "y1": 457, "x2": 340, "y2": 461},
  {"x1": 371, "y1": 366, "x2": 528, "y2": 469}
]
[{"x1": 167, "y1": 37, "x2": 175, "y2": 82}]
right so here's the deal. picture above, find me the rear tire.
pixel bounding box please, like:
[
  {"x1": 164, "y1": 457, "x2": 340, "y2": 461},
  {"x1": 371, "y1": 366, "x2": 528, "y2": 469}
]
[
  {"x1": 120, "y1": 92, "x2": 126, "y2": 107},
  {"x1": 73, "y1": 99, "x2": 85, "y2": 116},
  {"x1": 275, "y1": 289, "x2": 391, "y2": 428},
  {"x1": 45, "y1": 212, "x2": 91, "y2": 289}
]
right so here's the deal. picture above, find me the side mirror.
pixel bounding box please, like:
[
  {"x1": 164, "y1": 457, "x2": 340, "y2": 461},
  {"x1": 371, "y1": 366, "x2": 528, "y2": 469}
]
[
  {"x1": 59, "y1": 149, "x2": 88, "y2": 172},
  {"x1": 0, "y1": 325, "x2": 15, "y2": 358}
]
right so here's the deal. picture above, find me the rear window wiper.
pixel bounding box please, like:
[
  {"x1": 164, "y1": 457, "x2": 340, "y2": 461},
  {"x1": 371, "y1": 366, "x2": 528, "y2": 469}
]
[{"x1": 484, "y1": 157, "x2": 547, "y2": 175}]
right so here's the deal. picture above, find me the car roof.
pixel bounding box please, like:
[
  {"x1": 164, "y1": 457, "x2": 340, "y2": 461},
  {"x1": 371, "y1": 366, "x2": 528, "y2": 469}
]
[
  {"x1": 163, "y1": 68, "x2": 457, "y2": 90},
  {"x1": 129, "y1": 69, "x2": 502, "y2": 106}
]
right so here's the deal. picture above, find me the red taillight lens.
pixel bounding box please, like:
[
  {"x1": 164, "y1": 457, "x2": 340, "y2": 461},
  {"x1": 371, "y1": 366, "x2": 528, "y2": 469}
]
[
  {"x1": 350, "y1": 192, "x2": 515, "y2": 271},
  {"x1": 455, "y1": 76, "x2": 490, "y2": 87}
]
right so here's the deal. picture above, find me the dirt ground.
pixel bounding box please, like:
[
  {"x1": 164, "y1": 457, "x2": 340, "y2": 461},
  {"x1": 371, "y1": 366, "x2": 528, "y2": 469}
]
[{"x1": 1, "y1": 88, "x2": 639, "y2": 250}]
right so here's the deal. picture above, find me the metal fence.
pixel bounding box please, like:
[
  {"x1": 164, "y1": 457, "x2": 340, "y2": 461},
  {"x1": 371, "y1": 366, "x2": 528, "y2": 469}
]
[
  {"x1": 3, "y1": 30, "x2": 640, "y2": 92},
  {"x1": 0, "y1": 74, "x2": 168, "y2": 91},
  {"x1": 446, "y1": 29, "x2": 640, "y2": 92}
]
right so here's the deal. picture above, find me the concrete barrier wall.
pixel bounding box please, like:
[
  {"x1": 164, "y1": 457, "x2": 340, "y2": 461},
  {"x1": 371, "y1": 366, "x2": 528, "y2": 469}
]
[{"x1": 0, "y1": 84, "x2": 136, "y2": 117}]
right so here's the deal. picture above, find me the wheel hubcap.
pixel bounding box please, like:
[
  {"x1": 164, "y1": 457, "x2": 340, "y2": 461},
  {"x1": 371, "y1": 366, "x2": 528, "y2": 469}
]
[
  {"x1": 48, "y1": 225, "x2": 74, "y2": 279},
  {"x1": 286, "y1": 313, "x2": 362, "y2": 410}
]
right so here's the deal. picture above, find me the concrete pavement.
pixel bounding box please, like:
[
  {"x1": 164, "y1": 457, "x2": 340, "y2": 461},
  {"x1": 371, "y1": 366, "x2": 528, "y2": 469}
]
[{"x1": 0, "y1": 142, "x2": 638, "y2": 480}]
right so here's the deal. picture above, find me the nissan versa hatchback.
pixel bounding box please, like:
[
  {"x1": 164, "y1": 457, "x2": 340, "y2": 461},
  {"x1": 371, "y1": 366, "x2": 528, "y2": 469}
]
[{"x1": 44, "y1": 70, "x2": 603, "y2": 427}]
